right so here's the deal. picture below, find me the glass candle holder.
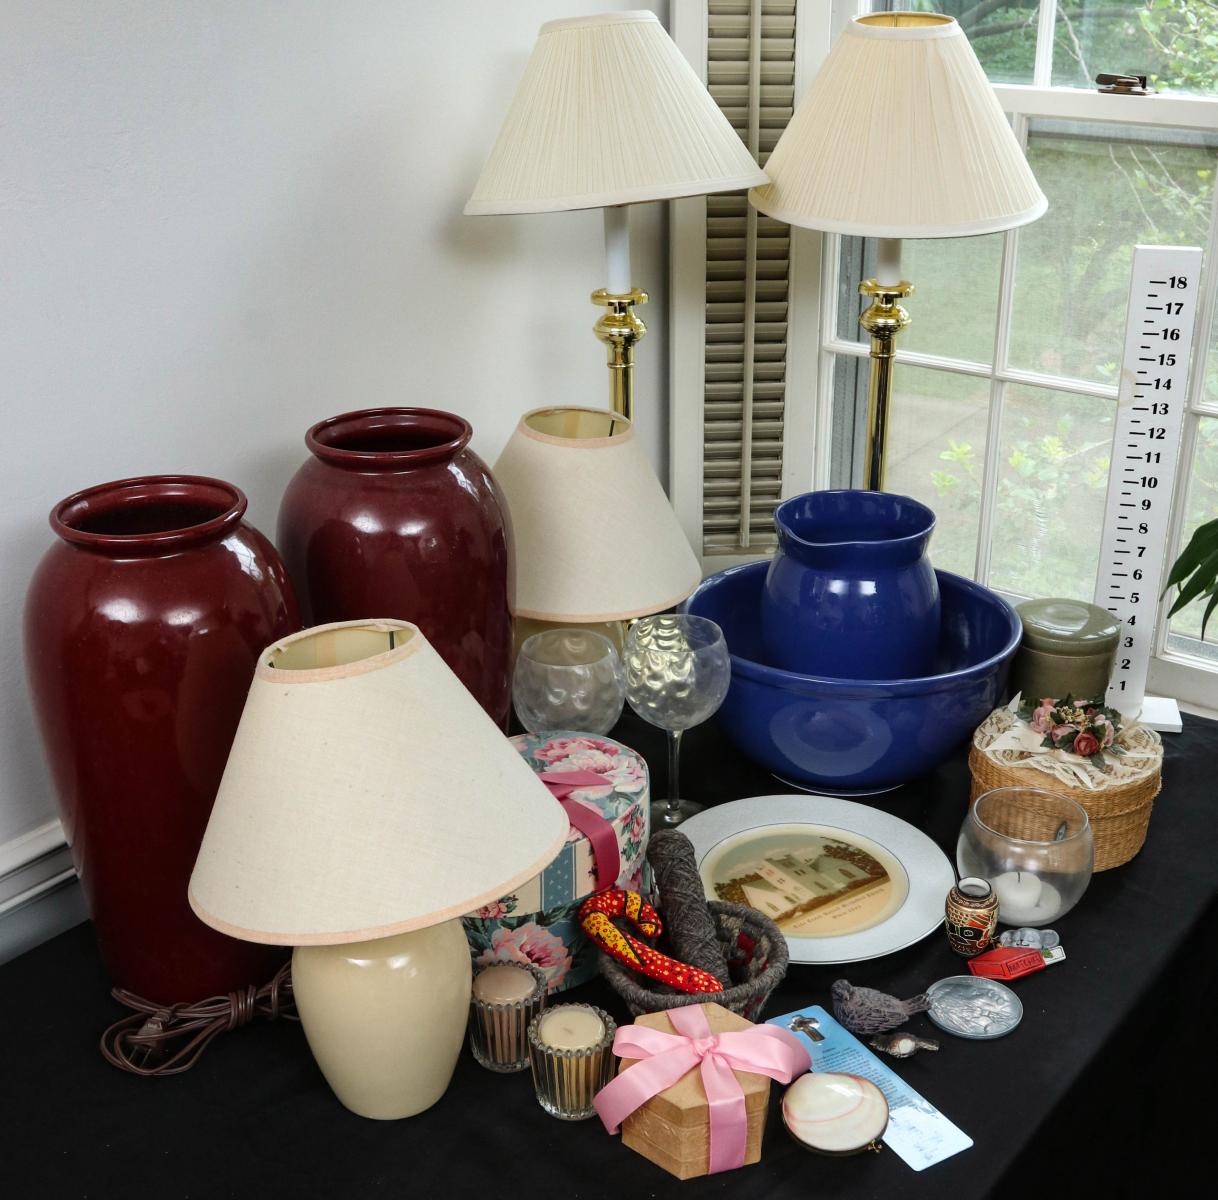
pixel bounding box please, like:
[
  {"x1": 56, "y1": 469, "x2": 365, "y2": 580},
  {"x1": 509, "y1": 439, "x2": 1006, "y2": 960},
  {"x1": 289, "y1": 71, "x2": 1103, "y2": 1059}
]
[
  {"x1": 957, "y1": 787, "x2": 1094, "y2": 927},
  {"x1": 467, "y1": 961, "x2": 548, "y2": 1073},
  {"x1": 527, "y1": 1003, "x2": 616, "y2": 1120}
]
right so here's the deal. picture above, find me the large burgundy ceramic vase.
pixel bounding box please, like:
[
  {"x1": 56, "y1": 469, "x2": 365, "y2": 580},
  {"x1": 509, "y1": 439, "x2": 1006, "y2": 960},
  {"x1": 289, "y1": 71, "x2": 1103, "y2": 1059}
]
[
  {"x1": 277, "y1": 408, "x2": 513, "y2": 726},
  {"x1": 24, "y1": 476, "x2": 300, "y2": 1003}
]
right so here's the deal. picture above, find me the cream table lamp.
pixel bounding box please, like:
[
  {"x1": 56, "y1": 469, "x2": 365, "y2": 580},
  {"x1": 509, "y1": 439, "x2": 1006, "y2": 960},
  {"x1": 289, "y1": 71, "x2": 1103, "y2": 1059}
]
[
  {"x1": 466, "y1": 10, "x2": 766, "y2": 422},
  {"x1": 493, "y1": 406, "x2": 702, "y2": 649},
  {"x1": 189, "y1": 620, "x2": 567, "y2": 1120},
  {"x1": 750, "y1": 11, "x2": 1046, "y2": 490}
]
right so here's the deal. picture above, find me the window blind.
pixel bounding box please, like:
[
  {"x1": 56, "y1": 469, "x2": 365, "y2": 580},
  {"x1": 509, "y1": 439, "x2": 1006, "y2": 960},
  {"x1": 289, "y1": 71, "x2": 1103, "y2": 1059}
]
[{"x1": 702, "y1": 0, "x2": 795, "y2": 553}]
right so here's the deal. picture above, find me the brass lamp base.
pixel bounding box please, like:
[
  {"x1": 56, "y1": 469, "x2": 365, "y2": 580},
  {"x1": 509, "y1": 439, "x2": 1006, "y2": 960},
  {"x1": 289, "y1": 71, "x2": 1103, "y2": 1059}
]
[
  {"x1": 858, "y1": 278, "x2": 913, "y2": 492},
  {"x1": 592, "y1": 288, "x2": 647, "y2": 422}
]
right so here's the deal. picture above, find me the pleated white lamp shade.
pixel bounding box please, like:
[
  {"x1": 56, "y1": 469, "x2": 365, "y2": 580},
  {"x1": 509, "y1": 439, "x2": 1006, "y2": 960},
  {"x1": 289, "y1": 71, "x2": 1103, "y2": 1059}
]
[
  {"x1": 493, "y1": 407, "x2": 702, "y2": 622},
  {"x1": 189, "y1": 621, "x2": 568, "y2": 946},
  {"x1": 750, "y1": 12, "x2": 1046, "y2": 238},
  {"x1": 465, "y1": 10, "x2": 766, "y2": 214}
]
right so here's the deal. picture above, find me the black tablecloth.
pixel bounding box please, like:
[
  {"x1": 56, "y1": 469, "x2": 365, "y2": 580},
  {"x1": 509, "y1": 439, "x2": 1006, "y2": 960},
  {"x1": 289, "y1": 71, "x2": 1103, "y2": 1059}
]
[{"x1": 3, "y1": 711, "x2": 1216, "y2": 1200}]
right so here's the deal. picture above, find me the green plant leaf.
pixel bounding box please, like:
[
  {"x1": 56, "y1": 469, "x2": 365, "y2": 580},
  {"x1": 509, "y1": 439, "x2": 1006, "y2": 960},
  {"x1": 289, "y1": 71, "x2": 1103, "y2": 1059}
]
[
  {"x1": 1166, "y1": 545, "x2": 1218, "y2": 615},
  {"x1": 1163, "y1": 518, "x2": 1218, "y2": 593},
  {"x1": 1202, "y1": 588, "x2": 1218, "y2": 640}
]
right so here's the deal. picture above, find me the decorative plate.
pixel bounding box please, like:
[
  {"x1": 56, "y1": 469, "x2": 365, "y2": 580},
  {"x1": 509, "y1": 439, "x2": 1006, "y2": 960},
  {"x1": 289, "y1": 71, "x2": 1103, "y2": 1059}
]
[{"x1": 680, "y1": 796, "x2": 955, "y2": 965}]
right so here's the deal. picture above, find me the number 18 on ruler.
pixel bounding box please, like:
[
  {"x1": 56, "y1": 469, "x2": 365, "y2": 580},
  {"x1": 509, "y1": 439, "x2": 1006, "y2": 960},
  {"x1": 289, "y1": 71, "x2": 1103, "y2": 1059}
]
[{"x1": 1094, "y1": 244, "x2": 1200, "y2": 724}]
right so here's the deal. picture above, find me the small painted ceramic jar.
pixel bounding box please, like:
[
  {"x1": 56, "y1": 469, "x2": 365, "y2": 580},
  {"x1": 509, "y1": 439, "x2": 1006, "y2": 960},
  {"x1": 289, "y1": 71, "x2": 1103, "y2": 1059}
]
[
  {"x1": 945, "y1": 877, "x2": 999, "y2": 957},
  {"x1": 1008, "y1": 599, "x2": 1120, "y2": 705}
]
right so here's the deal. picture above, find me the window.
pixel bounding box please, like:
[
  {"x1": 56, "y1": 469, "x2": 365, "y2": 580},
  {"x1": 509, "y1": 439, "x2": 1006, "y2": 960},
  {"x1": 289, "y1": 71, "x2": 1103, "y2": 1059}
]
[{"x1": 672, "y1": 0, "x2": 1218, "y2": 709}]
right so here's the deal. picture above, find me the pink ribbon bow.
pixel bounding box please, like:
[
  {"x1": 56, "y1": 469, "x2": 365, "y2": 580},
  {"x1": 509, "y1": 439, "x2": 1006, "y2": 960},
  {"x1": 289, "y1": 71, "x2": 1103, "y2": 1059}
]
[
  {"x1": 537, "y1": 770, "x2": 622, "y2": 892},
  {"x1": 593, "y1": 1005, "x2": 811, "y2": 1174}
]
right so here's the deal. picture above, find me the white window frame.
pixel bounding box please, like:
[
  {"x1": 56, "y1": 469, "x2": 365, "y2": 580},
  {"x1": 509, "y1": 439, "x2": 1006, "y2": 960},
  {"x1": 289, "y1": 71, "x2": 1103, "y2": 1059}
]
[{"x1": 670, "y1": 0, "x2": 1218, "y2": 713}]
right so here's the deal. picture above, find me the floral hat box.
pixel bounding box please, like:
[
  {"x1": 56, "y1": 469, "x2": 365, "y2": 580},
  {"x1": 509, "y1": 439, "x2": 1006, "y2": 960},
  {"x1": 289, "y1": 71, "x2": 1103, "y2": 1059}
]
[{"x1": 462, "y1": 732, "x2": 650, "y2": 993}]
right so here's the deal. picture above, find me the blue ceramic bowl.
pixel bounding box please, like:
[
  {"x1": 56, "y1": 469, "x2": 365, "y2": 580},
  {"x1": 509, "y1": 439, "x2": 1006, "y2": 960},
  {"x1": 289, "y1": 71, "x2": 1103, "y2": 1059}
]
[{"x1": 681, "y1": 561, "x2": 1020, "y2": 794}]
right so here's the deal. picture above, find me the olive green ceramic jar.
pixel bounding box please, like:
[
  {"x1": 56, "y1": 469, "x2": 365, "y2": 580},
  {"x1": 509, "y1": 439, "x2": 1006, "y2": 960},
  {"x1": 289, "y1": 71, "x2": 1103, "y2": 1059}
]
[{"x1": 1009, "y1": 599, "x2": 1120, "y2": 703}]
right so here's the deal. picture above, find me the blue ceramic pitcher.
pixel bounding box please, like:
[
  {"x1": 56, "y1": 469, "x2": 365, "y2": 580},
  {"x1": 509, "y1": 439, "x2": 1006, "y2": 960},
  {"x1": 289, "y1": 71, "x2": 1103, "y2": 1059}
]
[{"x1": 761, "y1": 490, "x2": 940, "y2": 680}]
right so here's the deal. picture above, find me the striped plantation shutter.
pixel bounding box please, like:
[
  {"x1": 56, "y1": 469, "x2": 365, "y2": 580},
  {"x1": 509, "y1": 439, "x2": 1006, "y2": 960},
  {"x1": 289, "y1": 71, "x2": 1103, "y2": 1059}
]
[{"x1": 702, "y1": 0, "x2": 796, "y2": 554}]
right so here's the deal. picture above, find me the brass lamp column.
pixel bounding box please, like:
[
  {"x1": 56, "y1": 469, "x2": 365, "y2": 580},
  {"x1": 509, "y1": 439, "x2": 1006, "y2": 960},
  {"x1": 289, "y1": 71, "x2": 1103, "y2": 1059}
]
[
  {"x1": 592, "y1": 287, "x2": 647, "y2": 422},
  {"x1": 593, "y1": 203, "x2": 647, "y2": 421},
  {"x1": 859, "y1": 279, "x2": 912, "y2": 491},
  {"x1": 857, "y1": 236, "x2": 912, "y2": 490}
]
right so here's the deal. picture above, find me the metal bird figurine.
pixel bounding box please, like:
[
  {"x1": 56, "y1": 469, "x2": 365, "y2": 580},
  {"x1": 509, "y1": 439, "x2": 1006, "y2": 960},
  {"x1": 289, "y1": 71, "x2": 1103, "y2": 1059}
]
[{"x1": 831, "y1": 979, "x2": 931, "y2": 1034}]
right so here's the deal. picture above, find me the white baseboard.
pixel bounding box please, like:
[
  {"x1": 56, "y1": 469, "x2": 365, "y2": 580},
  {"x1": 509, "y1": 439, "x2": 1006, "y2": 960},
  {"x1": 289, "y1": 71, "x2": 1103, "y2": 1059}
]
[{"x1": 0, "y1": 818, "x2": 87, "y2": 965}]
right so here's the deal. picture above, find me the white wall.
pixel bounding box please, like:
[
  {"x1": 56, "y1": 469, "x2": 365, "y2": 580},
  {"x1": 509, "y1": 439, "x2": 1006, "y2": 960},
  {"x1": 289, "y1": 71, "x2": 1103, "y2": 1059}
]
[{"x1": 0, "y1": 2, "x2": 670, "y2": 855}]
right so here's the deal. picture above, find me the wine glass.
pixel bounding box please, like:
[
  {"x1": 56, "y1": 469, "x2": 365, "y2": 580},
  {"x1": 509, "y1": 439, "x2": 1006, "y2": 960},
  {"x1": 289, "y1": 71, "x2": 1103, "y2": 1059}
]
[
  {"x1": 623, "y1": 614, "x2": 731, "y2": 828},
  {"x1": 512, "y1": 628, "x2": 625, "y2": 735}
]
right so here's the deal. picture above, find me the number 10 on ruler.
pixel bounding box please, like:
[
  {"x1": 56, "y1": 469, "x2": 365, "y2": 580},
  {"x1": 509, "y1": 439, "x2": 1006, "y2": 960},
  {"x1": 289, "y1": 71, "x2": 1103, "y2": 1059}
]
[{"x1": 1094, "y1": 244, "x2": 1201, "y2": 718}]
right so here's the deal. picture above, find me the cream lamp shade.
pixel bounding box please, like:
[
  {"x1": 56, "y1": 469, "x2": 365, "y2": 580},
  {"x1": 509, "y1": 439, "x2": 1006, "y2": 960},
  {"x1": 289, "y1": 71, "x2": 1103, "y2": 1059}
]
[
  {"x1": 493, "y1": 407, "x2": 702, "y2": 622},
  {"x1": 189, "y1": 620, "x2": 569, "y2": 945},
  {"x1": 464, "y1": 10, "x2": 766, "y2": 214},
  {"x1": 749, "y1": 12, "x2": 1047, "y2": 237}
]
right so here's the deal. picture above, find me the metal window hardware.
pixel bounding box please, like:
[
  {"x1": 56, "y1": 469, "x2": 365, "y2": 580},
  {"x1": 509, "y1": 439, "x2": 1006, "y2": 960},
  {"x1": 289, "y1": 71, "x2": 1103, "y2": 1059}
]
[{"x1": 1096, "y1": 73, "x2": 1156, "y2": 96}]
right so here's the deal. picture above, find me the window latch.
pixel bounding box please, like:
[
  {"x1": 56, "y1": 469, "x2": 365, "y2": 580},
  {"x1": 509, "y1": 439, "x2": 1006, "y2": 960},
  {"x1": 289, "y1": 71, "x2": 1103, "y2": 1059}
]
[{"x1": 1095, "y1": 73, "x2": 1155, "y2": 96}]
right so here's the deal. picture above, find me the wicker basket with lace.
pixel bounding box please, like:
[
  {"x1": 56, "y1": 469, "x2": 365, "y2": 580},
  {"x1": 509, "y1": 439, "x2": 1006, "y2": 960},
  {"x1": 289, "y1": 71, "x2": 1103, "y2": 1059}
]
[{"x1": 969, "y1": 707, "x2": 1163, "y2": 871}]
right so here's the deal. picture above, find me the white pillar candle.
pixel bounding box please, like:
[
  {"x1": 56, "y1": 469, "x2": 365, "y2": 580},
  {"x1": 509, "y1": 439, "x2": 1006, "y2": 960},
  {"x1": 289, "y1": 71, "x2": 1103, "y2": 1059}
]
[
  {"x1": 472, "y1": 963, "x2": 537, "y2": 1004},
  {"x1": 992, "y1": 871, "x2": 1063, "y2": 925},
  {"x1": 604, "y1": 205, "x2": 631, "y2": 295},
  {"x1": 537, "y1": 1004, "x2": 606, "y2": 1051},
  {"x1": 874, "y1": 236, "x2": 903, "y2": 286}
]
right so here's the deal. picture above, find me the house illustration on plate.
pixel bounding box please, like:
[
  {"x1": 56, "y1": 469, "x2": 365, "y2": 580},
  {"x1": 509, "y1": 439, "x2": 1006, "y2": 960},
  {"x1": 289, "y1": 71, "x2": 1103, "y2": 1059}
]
[{"x1": 715, "y1": 840, "x2": 886, "y2": 925}]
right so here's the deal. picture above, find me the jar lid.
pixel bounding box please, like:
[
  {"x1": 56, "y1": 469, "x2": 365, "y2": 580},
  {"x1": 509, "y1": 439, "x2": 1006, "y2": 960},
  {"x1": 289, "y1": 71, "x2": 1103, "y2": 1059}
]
[{"x1": 1016, "y1": 598, "x2": 1121, "y2": 655}]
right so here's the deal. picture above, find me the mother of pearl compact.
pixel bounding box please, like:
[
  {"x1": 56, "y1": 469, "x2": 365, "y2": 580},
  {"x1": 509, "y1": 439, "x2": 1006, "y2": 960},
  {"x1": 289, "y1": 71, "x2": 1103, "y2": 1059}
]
[{"x1": 782, "y1": 1072, "x2": 890, "y2": 1155}]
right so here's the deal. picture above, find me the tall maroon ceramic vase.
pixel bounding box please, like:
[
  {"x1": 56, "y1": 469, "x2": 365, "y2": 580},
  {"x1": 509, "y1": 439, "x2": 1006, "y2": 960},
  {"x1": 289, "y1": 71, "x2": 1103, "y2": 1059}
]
[
  {"x1": 277, "y1": 407, "x2": 514, "y2": 726},
  {"x1": 24, "y1": 476, "x2": 300, "y2": 1003}
]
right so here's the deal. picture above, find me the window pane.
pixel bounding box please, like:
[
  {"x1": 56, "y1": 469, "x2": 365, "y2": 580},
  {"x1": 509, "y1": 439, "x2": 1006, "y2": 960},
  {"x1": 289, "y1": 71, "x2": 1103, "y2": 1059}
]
[
  {"x1": 900, "y1": 1, "x2": 1038, "y2": 84},
  {"x1": 836, "y1": 236, "x2": 866, "y2": 345},
  {"x1": 1008, "y1": 121, "x2": 1217, "y2": 384},
  {"x1": 1206, "y1": 299, "x2": 1218, "y2": 409},
  {"x1": 836, "y1": 234, "x2": 1003, "y2": 364},
  {"x1": 989, "y1": 384, "x2": 1115, "y2": 599},
  {"x1": 897, "y1": 236, "x2": 1003, "y2": 364},
  {"x1": 1052, "y1": 1, "x2": 1218, "y2": 94},
  {"x1": 884, "y1": 365, "x2": 992, "y2": 579},
  {"x1": 1167, "y1": 416, "x2": 1218, "y2": 650}
]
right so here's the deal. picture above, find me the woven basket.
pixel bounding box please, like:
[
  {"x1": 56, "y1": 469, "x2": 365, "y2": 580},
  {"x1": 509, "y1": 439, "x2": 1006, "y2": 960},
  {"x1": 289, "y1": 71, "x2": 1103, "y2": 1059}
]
[
  {"x1": 598, "y1": 901, "x2": 789, "y2": 1021},
  {"x1": 969, "y1": 715, "x2": 1162, "y2": 871}
]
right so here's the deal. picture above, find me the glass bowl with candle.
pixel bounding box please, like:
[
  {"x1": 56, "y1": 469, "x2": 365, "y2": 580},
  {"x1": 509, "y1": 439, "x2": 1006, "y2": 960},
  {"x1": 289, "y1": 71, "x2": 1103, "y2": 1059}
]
[{"x1": 957, "y1": 787, "x2": 1094, "y2": 927}]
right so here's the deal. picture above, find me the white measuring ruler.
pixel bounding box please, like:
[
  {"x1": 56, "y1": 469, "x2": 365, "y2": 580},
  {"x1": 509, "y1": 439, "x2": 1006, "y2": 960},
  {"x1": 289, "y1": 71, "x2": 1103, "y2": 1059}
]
[{"x1": 1093, "y1": 244, "x2": 1202, "y2": 730}]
